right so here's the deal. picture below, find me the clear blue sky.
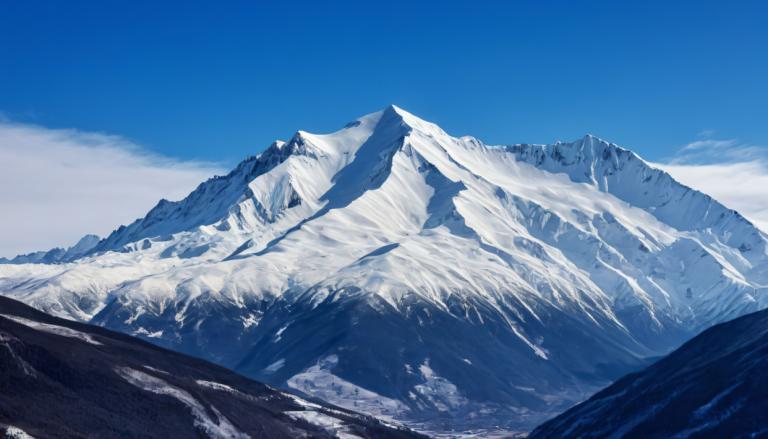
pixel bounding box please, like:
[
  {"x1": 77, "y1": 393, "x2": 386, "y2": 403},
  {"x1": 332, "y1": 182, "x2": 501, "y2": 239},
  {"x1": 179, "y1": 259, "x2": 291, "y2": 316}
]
[{"x1": 1, "y1": 0, "x2": 766, "y2": 166}]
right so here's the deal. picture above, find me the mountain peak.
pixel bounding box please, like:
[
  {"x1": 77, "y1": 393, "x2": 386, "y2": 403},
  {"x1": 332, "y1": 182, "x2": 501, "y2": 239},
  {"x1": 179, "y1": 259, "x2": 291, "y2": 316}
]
[
  {"x1": 294, "y1": 105, "x2": 442, "y2": 149},
  {"x1": 381, "y1": 104, "x2": 443, "y2": 135},
  {"x1": 0, "y1": 233, "x2": 100, "y2": 264},
  {"x1": 367, "y1": 104, "x2": 413, "y2": 129}
]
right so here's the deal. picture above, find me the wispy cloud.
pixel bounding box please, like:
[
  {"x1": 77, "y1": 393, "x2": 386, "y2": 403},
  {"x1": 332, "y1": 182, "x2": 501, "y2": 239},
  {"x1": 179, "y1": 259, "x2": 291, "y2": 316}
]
[
  {"x1": 0, "y1": 120, "x2": 225, "y2": 257},
  {"x1": 679, "y1": 138, "x2": 737, "y2": 152},
  {"x1": 696, "y1": 129, "x2": 716, "y2": 138},
  {"x1": 654, "y1": 134, "x2": 768, "y2": 232}
]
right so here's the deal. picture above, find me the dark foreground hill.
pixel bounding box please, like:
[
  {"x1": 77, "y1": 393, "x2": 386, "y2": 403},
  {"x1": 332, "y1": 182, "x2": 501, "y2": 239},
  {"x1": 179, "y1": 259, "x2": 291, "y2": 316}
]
[
  {"x1": 529, "y1": 307, "x2": 768, "y2": 439},
  {"x1": 0, "y1": 296, "x2": 423, "y2": 439}
]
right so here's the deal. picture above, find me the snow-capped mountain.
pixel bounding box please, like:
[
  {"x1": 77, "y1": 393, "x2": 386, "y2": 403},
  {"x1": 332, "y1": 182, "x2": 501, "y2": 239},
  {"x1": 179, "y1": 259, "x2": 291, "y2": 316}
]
[
  {"x1": 529, "y1": 306, "x2": 768, "y2": 439},
  {"x1": 0, "y1": 295, "x2": 422, "y2": 439},
  {"x1": 0, "y1": 234, "x2": 100, "y2": 265},
  {"x1": 1, "y1": 105, "x2": 766, "y2": 433}
]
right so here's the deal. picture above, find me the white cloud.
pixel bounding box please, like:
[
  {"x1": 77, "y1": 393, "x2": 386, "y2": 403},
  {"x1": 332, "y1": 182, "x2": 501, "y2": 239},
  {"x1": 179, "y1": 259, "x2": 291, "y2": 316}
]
[
  {"x1": 655, "y1": 136, "x2": 768, "y2": 232},
  {"x1": 679, "y1": 138, "x2": 737, "y2": 152},
  {"x1": 0, "y1": 120, "x2": 225, "y2": 257},
  {"x1": 656, "y1": 161, "x2": 768, "y2": 232}
]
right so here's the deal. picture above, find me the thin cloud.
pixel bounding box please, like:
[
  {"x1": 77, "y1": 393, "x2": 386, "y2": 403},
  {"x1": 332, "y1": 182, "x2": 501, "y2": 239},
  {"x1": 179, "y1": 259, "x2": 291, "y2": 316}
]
[
  {"x1": 655, "y1": 135, "x2": 768, "y2": 232},
  {"x1": 669, "y1": 135, "x2": 766, "y2": 164},
  {"x1": 0, "y1": 120, "x2": 225, "y2": 257},
  {"x1": 679, "y1": 138, "x2": 737, "y2": 152}
]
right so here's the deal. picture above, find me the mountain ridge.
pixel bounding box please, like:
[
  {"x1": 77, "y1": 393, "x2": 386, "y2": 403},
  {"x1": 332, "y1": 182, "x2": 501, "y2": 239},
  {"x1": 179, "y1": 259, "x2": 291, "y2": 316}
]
[
  {"x1": 6, "y1": 106, "x2": 763, "y2": 265},
  {"x1": 0, "y1": 295, "x2": 424, "y2": 439},
  {"x1": 1, "y1": 105, "x2": 766, "y2": 434}
]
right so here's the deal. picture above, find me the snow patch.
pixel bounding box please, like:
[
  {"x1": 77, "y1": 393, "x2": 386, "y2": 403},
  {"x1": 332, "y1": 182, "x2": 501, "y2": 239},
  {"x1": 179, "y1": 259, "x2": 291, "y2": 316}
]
[
  {"x1": 4, "y1": 426, "x2": 35, "y2": 439},
  {"x1": 287, "y1": 355, "x2": 409, "y2": 422},
  {"x1": 0, "y1": 332, "x2": 37, "y2": 377},
  {"x1": 196, "y1": 380, "x2": 238, "y2": 394},
  {"x1": 414, "y1": 360, "x2": 468, "y2": 412},
  {"x1": 115, "y1": 367, "x2": 249, "y2": 439},
  {"x1": 274, "y1": 323, "x2": 290, "y2": 342},
  {"x1": 240, "y1": 313, "x2": 261, "y2": 328},
  {"x1": 264, "y1": 358, "x2": 285, "y2": 373},
  {"x1": 133, "y1": 327, "x2": 163, "y2": 338},
  {"x1": 0, "y1": 314, "x2": 101, "y2": 345},
  {"x1": 285, "y1": 410, "x2": 362, "y2": 439},
  {"x1": 280, "y1": 392, "x2": 322, "y2": 409}
]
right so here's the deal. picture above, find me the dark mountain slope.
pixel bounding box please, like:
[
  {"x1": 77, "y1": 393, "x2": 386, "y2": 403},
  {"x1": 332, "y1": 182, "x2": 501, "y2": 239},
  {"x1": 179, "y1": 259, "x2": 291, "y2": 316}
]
[
  {"x1": 529, "y1": 307, "x2": 768, "y2": 439},
  {"x1": 0, "y1": 296, "x2": 423, "y2": 439}
]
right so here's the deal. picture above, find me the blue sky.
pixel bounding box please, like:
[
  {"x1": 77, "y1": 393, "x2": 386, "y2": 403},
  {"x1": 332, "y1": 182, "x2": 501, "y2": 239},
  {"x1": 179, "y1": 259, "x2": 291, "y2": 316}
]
[
  {"x1": 1, "y1": 0, "x2": 766, "y2": 164},
  {"x1": 1, "y1": 0, "x2": 767, "y2": 255}
]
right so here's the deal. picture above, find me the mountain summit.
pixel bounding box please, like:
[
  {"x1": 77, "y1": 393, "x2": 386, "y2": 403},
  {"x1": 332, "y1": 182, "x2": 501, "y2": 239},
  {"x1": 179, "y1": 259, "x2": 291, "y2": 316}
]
[{"x1": 1, "y1": 106, "x2": 766, "y2": 434}]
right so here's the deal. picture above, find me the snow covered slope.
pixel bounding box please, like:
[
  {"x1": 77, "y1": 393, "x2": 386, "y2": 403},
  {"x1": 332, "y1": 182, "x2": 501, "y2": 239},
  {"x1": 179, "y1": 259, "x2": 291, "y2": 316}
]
[
  {"x1": 528, "y1": 306, "x2": 768, "y2": 439},
  {"x1": 1, "y1": 105, "x2": 766, "y2": 433}
]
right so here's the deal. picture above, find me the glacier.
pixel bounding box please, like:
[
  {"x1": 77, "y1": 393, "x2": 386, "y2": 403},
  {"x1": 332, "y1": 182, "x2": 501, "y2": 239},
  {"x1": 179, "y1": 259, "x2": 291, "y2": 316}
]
[{"x1": 1, "y1": 105, "x2": 766, "y2": 434}]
